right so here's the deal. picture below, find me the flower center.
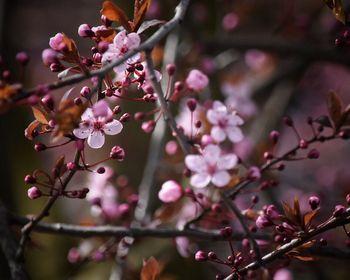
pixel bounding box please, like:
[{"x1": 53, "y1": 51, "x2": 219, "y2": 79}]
[
  {"x1": 120, "y1": 46, "x2": 128, "y2": 54},
  {"x1": 218, "y1": 118, "x2": 228, "y2": 128},
  {"x1": 93, "y1": 121, "x2": 104, "y2": 131},
  {"x1": 207, "y1": 164, "x2": 217, "y2": 175}
]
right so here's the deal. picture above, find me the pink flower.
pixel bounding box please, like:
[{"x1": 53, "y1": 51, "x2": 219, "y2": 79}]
[
  {"x1": 185, "y1": 69, "x2": 209, "y2": 92},
  {"x1": 102, "y1": 31, "x2": 141, "y2": 78},
  {"x1": 255, "y1": 215, "x2": 271, "y2": 229},
  {"x1": 185, "y1": 144, "x2": 238, "y2": 188},
  {"x1": 27, "y1": 186, "x2": 41, "y2": 199},
  {"x1": 42, "y1": 48, "x2": 58, "y2": 66},
  {"x1": 49, "y1": 33, "x2": 65, "y2": 51},
  {"x1": 207, "y1": 101, "x2": 244, "y2": 143},
  {"x1": 158, "y1": 180, "x2": 183, "y2": 203},
  {"x1": 73, "y1": 100, "x2": 123, "y2": 149},
  {"x1": 133, "y1": 62, "x2": 162, "y2": 92},
  {"x1": 273, "y1": 269, "x2": 293, "y2": 280}
]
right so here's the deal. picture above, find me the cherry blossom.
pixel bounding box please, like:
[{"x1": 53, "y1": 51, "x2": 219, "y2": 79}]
[
  {"x1": 185, "y1": 144, "x2": 238, "y2": 188},
  {"x1": 206, "y1": 100, "x2": 244, "y2": 143},
  {"x1": 101, "y1": 30, "x2": 141, "y2": 79},
  {"x1": 185, "y1": 69, "x2": 209, "y2": 92},
  {"x1": 49, "y1": 33, "x2": 65, "y2": 51},
  {"x1": 73, "y1": 100, "x2": 123, "y2": 149},
  {"x1": 158, "y1": 180, "x2": 183, "y2": 203}
]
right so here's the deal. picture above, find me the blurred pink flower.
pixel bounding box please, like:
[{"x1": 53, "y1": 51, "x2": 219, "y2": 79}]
[
  {"x1": 207, "y1": 101, "x2": 244, "y2": 143},
  {"x1": 185, "y1": 144, "x2": 238, "y2": 188},
  {"x1": 273, "y1": 269, "x2": 293, "y2": 280},
  {"x1": 158, "y1": 180, "x2": 183, "y2": 203},
  {"x1": 186, "y1": 69, "x2": 209, "y2": 92}
]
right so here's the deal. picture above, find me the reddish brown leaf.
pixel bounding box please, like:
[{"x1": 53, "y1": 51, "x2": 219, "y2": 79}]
[
  {"x1": 141, "y1": 256, "x2": 161, "y2": 280},
  {"x1": 133, "y1": 0, "x2": 152, "y2": 32},
  {"x1": 289, "y1": 254, "x2": 319, "y2": 261},
  {"x1": 293, "y1": 197, "x2": 302, "y2": 226},
  {"x1": 282, "y1": 201, "x2": 298, "y2": 225},
  {"x1": 323, "y1": 0, "x2": 346, "y2": 24},
  {"x1": 24, "y1": 120, "x2": 40, "y2": 140},
  {"x1": 32, "y1": 106, "x2": 50, "y2": 125},
  {"x1": 327, "y1": 91, "x2": 343, "y2": 130},
  {"x1": 54, "y1": 155, "x2": 66, "y2": 177},
  {"x1": 94, "y1": 28, "x2": 116, "y2": 43},
  {"x1": 303, "y1": 209, "x2": 319, "y2": 229},
  {"x1": 101, "y1": 1, "x2": 132, "y2": 32},
  {"x1": 154, "y1": 201, "x2": 182, "y2": 222}
]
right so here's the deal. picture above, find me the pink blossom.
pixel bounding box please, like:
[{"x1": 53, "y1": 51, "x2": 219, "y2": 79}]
[
  {"x1": 273, "y1": 269, "x2": 293, "y2": 280},
  {"x1": 175, "y1": 237, "x2": 190, "y2": 257},
  {"x1": 207, "y1": 101, "x2": 244, "y2": 143},
  {"x1": 185, "y1": 144, "x2": 238, "y2": 188},
  {"x1": 49, "y1": 33, "x2": 65, "y2": 51},
  {"x1": 158, "y1": 180, "x2": 183, "y2": 203},
  {"x1": 222, "y1": 12, "x2": 239, "y2": 31},
  {"x1": 185, "y1": 69, "x2": 209, "y2": 92},
  {"x1": 73, "y1": 100, "x2": 123, "y2": 149},
  {"x1": 102, "y1": 31, "x2": 141, "y2": 78}
]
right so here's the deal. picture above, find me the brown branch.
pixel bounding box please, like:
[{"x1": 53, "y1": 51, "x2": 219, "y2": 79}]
[
  {"x1": 16, "y1": 150, "x2": 81, "y2": 260},
  {"x1": 224, "y1": 207, "x2": 350, "y2": 280},
  {"x1": 10, "y1": 0, "x2": 191, "y2": 103},
  {"x1": 145, "y1": 51, "x2": 191, "y2": 154},
  {"x1": 0, "y1": 202, "x2": 29, "y2": 280},
  {"x1": 10, "y1": 214, "x2": 268, "y2": 241}
]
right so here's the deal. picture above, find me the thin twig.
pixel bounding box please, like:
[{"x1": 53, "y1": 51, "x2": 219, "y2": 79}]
[
  {"x1": 224, "y1": 208, "x2": 350, "y2": 280},
  {"x1": 16, "y1": 150, "x2": 81, "y2": 260},
  {"x1": 10, "y1": 214, "x2": 268, "y2": 241},
  {"x1": 10, "y1": 0, "x2": 191, "y2": 103}
]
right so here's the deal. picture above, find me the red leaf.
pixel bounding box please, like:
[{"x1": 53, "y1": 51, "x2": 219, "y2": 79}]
[
  {"x1": 327, "y1": 91, "x2": 343, "y2": 130},
  {"x1": 32, "y1": 106, "x2": 50, "y2": 125},
  {"x1": 141, "y1": 256, "x2": 161, "y2": 280},
  {"x1": 303, "y1": 209, "x2": 319, "y2": 229},
  {"x1": 101, "y1": 1, "x2": 132, "y2": 32},
  {"x1": 133, "y1": 0, "x2": 152, "y2": 32},
  {"x1": 24, "y1": 120, "x2": 40, "y2": 140}
]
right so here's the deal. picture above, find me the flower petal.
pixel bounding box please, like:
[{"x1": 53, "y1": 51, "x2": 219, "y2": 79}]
[
  {"x1": 227, "y1": 126, "x2": 244, "y2": 143},
  {"x1": 206, "y1": 109, "x2": 220, "y2": 125},
  {"x1": 87, "y1": 130, "x2": 105, "y2": 149},
  {"x1": 228, "y1": 113, "x2": 244, "y2": 126},
  {"x1": 211, "y1": 126, "x2": 226, "y2": 143},
  {"x1": 202, "y1": 144, "x2": 221, "y2": 165},
  {"x1": 73, "y1": 126, "x2": 91, "y2": 139},
  {"x1": 185, "y1": 155, "x2": 207, "y2": 173},
  {"x1": 217, "y1": 154, "x2": 238, "y2": 170},
  {"x1": 126, "y1": 33, "x2": 140, "y2": 49},
  {"x1": 113, "y1": 30, "x2": 126, "y2": 47},
  {"x1": 104, "y1": 120, "x2": 123, "y2": 135},
  {"x1": 81, "y1": 108, "x2": 94, "y2": 121},
  {"x1": 190, "y1": 173, "x2": 211, "y2": 188},
  {"x1": 211, "y1": 171, "x2": 230, "y2": 187}
]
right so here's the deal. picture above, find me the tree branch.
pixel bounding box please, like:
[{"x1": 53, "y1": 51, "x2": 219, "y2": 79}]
[
  {"x1": 10, "y1": 0, "x2": 191, "y2": 103},
  {"x1": 224, "y1": 207, "x2": 350, "y2": 279}
]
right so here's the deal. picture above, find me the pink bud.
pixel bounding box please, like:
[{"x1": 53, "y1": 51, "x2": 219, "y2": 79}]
[
  {"x1": 256, "y1": 215, "x2": 271, "y2": 229},
  {"x1": 248, "y1": 166, "x2": 261, "y2": 181},
  {"x1": 42, "y1": 49, "x2": 58, "y2": 66},
  {"x1": 186, "y1": 98, "x2": 197, "y2": 112},
  {"x1": 194, "y1": 250, "x2": 207, "y2": 262},
  {"x1": 273, "y1": 269, "x2": 293, "y2": 280},
  {"x1": 264, "y1": 205, "x2": 280, "y2": 219},
  {"x1": 78, "y1": 24, "x2": 94, "y2": 38},
  {"x1": 110, "y1": 146, "x2": 125, "y2": 161},
  {"x1": 80, "y1": 86, "x2": 91, "y2": 97},
  {"x1": 222, "y1": 12, "x2": 239, "y2": 31},
  {"x1": 67, "y1": 248, "x2": 81, "y2": 264},
  {"x1": 141, "y1": 120, "x2": 156, "y2": 133},
  {"x1": 27, "y1": 186, "x2": 42, "y2": 200},
  {"x1": 49, "y1": 33, "x2": 65, "y2": 51},
  {"x1": 16, "y1": 51, "x2": 30, "y2": 66},
  {"x1": 185, "y1": 69, "x2": 209, "y2": 92},
  {"x1": 158, "y1": 180, "x2": 183, "y2": 203},
  {"x1": 333, "y1": 205, "x2": 345, "y2": 217},
  {"x1": 165, "y1": 140, "x2": 178, "y2": 155},
  {"x1": 309, "y1": 196, "x2": 320, "y2": 210},
  {"x1": 166, "y1": 64, "x2": 176, "y2": 76}
]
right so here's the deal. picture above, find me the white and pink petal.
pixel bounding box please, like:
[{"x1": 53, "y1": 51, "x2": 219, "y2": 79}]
[
  {"x1": 103, "y1": 120, "x2": 123, "y2": 135},
  {"x1": 87, "y1": 130, "x2": 105, "y2": 149},
  {"x1": 190, "y1": 173, "x2": 211, "y2": 188},
  {"x1": 211, "y1": 171, "x2": 231, "y2": 187}
]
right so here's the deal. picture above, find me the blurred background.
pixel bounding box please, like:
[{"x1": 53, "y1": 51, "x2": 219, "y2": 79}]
[{"x1": 1, "y1": 0, "x2": 350, "y2": 279}]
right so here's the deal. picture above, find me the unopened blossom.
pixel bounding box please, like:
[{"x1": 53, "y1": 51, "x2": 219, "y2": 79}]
[
  {"x1": 273, "y1": 268, "x2": 293, "y2": 280},
  {"x1": 207, "y1": 100, "x2": 244, "y2": 143},
  {"x1": 158, "y1": 180, "x2": 183, "y2": 203},
  {"x1": 49, "y1": 33, "x2": 65, "y2": 51},
  {"x1": 185, "y1": 144, "x2": 238, "y2": 188},
  {"x1": 73, "y1": 100, "x2": 123, "y2": 149},
  {"x1": 102, "y1": 30, "x2": 141, "y2": 79},
  {"x1": 185, "y1": 69, "x2": 209, "y2": 92},
  {"x1": 133, "y1": 62, "x2": 162, "y2": 92}
]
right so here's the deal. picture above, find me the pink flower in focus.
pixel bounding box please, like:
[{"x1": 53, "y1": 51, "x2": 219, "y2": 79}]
[
  {"x1": 73, "y1": 100, "x2": 123, "y2": 149},
  {"x1": 185, "y1": 144, "x2": 238, "y2": 188},
  {"x1": 185, "y1": 69, "x2": 209, "y2": 92},
  {"x1": 207, "y1": 101, "x2": 244, "y2": 143},
  {"x1": 102, "y1": 31, "x2": 141, "y2": 78},
  {"x1": 273, "y1": 269, "x2": 293, "y2": 280},
  {"x1": 158, "y1": 180, "x2": 183, "y2": 203},
  {"x1": 49, "y1": 33, "x2": 65, "y2": 51}
]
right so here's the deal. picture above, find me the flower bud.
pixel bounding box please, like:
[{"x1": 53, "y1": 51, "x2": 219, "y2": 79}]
[
  {"x1": 333, "y1": 205, "x2": 345, "y2": 217},
  {"x1": 194, "y1": 250, "x2": 207, "y2": 262},
  {"x1": 110, "y1": 145, "x2": 125, "y2": 161},
  {"x1": 24, "y1": 175, "x2": 36, "y2": 184},
  {"x1": 16, "y1": 51, "x2": 30, "y2": 66},
  {"x1": 158, "y1": 180, "x2": 183, "y2": 203},
  {"x1": 186, "y1": 69, "x2": 209, "y2": 92},
  {"x1": 141, "y1": 120, "x2": 156, "y2": 133},
  {"x1": 166, "y1": 64, "x2": 176, "y2": 76},
  {"x1": 309, "y1": 196, "x2": 320, "y2": 210},
  {"x1": 42, "y1": 49, "x2": 58, "y2": 66},
  {"x1": 80, "y1": 86, "x2": 91, "y2": 98},
  {"x1": 66, "y1": 162, "x2": 77, "y2": 171},
  {"x1": 97, "y1": 167, "x2": 105, "y2": 174},
  {"x1": 220, "y1": 226, "x2": 233, "y2": 238},
  {"x1": 186, "y1": 98, "x2": 197, "y2": 112},
  {"x1": 98, "y1": 41, "x2": 109, "y2": 53},
  {"x1": 27, "y1": 186, "x2": 42, "y2": 200},
  {"x1": 307, "y1": 149, "x2": 319, "y2": 159},
  {"x1": 256, "y1": 215, "x2": 271, "y2": 229},
  {"x1": 78, "y1": 24, "x2": 94, "y2": 38},
  {"x1": 41, "y1": 94, "x2": 54, "y2": 111},
  {"x1": 120, "y1": 113, "x2": 131, "y2": 123},
  {"x1": 34, "y1": 143, "x2": 47, "y2": 152}
]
